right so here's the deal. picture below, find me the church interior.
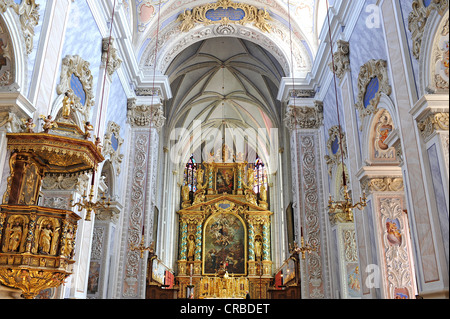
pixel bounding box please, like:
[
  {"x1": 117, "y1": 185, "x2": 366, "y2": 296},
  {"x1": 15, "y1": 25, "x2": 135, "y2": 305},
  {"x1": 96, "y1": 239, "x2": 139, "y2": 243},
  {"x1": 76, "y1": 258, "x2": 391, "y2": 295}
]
[{"x1": 0, "y1": 0, "x2": 448, "y2": 300}]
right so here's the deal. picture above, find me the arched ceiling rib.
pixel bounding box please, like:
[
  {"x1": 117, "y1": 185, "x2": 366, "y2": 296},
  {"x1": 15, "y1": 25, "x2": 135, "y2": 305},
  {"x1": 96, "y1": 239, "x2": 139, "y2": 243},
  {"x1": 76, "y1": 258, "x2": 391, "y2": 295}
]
[{"x1": 166, "y1": 37, "x2": 285, "y2": 166}]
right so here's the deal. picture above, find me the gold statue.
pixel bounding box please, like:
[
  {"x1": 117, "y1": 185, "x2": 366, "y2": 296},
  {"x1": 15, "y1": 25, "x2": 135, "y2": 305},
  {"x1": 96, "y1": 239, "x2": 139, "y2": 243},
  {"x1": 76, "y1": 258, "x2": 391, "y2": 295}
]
[
  {"x1": 254, "y1": 9, "x2": 272, "y2": 33},
  {"x1": 38, "y1": 224, "x2": 55, "y2": 254},
  {"x1": 62, "y1": 91, "x2": 75, "y2": 119},
  {"x1": 40, "y1": 115, "x2": 58, "y2": 133},
  {"x1": 7, "y1": 221, "x2": 22, "y2": 252},
  {"x1": 255, "y1": 238, "x2": 262, "y2": 261},
  {"x1": 260, "y1": 185, "x2": 267, "y2": 202},
  {"x1": 84, "y1": 121, "x2": 94, "y2": 140},
  {"x1": 177, "y1": 10, "x2": 194, "y2": 32},
  {"x1": 196, "y1": 167, "x2": 205, "y2": 190},
  {"x1": 61, "y1": 226, "x2": 74, "y2": 257},
  {"x1": 244, "y1": 169, "x2": 255, "y2": 190},
  {"x1": 187, "y1": 235, "x2": 195, "y2": 261},
  {"x1": 22, "y1": 118, "x2": 35, "y2": 133}
]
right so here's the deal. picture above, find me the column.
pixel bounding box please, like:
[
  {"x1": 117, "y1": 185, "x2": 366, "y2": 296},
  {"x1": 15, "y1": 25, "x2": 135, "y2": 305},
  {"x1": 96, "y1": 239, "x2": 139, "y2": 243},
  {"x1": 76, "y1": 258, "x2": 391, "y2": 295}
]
[
  {"x1": 328, "y1": 40, "x2": 368, "y2": 298},
  {"x1": 381, "y1": 0, "x2": 448, "y2": 298},
  {"x1": 284, "y1": 94, "x2": 330, "y2": 299},
  {"x1": 118, "y1": 94, "x2": 165, "y2": 299}
]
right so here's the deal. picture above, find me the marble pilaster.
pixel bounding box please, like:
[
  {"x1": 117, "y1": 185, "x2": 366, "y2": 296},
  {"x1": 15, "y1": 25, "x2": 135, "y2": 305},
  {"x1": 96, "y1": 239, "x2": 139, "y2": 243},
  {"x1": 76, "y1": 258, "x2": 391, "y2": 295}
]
[
  {"x1": 118, "y1": 95, "x2": 164, "y2": 299},
  {"x1": 285, "y1": 96, "x2": 329, "y2": 299}
]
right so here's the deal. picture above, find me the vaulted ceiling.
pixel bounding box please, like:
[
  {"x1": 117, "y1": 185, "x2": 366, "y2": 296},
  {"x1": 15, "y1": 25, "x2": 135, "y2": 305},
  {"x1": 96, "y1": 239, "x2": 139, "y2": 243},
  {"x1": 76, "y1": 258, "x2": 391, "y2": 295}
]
[{"x1": 166, "y1": 37, "x2": 284, "y2": 165}]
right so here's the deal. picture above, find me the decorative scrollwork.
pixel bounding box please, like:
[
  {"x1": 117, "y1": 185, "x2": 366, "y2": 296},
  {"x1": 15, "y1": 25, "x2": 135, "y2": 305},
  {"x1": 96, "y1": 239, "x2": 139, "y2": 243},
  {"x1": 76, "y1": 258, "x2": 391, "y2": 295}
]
[{"x1": 176, "y1": 0, "x2": 273, "y2": 33}]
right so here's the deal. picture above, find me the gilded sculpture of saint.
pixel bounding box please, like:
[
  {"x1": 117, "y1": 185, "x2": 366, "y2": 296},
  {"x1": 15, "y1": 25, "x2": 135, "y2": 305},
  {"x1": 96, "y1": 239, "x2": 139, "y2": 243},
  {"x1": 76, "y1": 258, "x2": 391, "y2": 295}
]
[
  {"x1": 62, "y1": 227, "x2": 74, "y2": 258},
  {"x1": 187, "y1": 235, "x2": 195, "y2": 261},
  {"x1": 260, "y1": 185, "x2": 267, "y2": 202},
  {"x1": 196, "y1": 167, "x2": 205, "y2": 190},
  {"x1": 39, "y1": 224, "x2": 57, "y2": 254},
  {"x1": 62, "y1": 91, "x2": 75, "y2": 119},
  {"x1": 255, "y1": 238, "x2": 262, "y2": 261},
  {"x1": 8, "y1": 221, "x2": 23, "y2": 252},
  {"x1": 182, "y1": 184, "x2": 190, "y2": 202}
]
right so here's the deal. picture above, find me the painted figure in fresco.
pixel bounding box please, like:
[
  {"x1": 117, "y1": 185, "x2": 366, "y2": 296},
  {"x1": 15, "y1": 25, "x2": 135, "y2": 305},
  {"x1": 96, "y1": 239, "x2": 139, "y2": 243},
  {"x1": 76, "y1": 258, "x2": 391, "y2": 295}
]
[
  {"x1": 386, "y1": 219, "x2": 402, "y2": 246},
  {"x1": 208, "y1": 248, "x2": 217, "y2": 270}
]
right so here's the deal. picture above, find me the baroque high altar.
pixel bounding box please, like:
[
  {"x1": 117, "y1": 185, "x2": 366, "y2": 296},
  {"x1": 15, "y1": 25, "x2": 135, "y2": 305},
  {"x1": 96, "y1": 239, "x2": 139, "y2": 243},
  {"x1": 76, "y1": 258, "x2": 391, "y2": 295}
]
[{"x1": 176, "y1": 151, "x2": 273, "y2": 299}]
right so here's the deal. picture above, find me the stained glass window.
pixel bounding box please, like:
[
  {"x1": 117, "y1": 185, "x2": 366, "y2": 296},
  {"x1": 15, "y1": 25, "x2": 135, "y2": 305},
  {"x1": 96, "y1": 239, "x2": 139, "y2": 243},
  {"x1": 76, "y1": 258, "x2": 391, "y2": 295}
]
[
  {"x1": 184, "y1": 155, "x2": 198, "y2": 192},
  {"x1": 251, "y1": 156, "x2": 267, "y2": 194}
]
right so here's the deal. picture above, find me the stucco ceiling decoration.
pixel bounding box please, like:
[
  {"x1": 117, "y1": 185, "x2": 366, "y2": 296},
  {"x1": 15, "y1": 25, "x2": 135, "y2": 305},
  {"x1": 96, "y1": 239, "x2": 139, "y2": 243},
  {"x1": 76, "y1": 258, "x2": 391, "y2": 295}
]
[
  {"x1": 166, "y1": 37, "x2": 284, "y2": 166},
  {"x1": 134, "y1": 0, "x2": 319, "y2": 77}
]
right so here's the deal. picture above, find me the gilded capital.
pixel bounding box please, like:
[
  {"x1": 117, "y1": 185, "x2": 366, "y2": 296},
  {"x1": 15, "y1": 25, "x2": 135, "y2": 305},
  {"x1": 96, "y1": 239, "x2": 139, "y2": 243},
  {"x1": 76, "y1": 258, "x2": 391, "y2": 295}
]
[
  {"x1": 417, "y1": 112, "x2": 449, "y2": 141},
  {"x1": 362, "y1": 177, "x2": 404, "y2": 194}
]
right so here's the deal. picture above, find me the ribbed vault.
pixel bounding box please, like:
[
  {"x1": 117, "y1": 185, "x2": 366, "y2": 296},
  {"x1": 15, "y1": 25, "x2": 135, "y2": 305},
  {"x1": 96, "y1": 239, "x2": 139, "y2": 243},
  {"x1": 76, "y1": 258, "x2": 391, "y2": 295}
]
[{"x1": 166, "y1": 37, "x2": 285, "y2": 168}]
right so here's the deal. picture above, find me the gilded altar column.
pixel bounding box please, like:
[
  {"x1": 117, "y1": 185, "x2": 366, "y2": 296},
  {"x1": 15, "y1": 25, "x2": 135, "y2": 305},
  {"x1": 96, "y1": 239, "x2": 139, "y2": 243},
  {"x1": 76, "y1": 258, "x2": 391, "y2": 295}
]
[
  {"x1": 284, "y1": 93, "x2": 330, "y2": 299},
  {"x1": 178, "y1": 219, "x2": 188, "y2": 275},
  {"x1": 248, "y1": 222, "x2": 256, "y2": 275},
  {"x1": 262, "y1": 218, "x2": 271, "y2": 276},
  {"x1": 195, "y1": 222, "x2": 202, "y2": 261},
  {"x1": 118, "y1": 93, "x2": 166, "y2": 299}
]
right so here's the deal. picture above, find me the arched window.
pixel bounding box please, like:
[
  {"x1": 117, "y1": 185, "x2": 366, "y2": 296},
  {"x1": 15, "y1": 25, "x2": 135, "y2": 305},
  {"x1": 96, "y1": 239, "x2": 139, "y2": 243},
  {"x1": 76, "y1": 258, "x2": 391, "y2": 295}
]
[
  {"x1": 252, "y1": 156, "x2": 267, "y2": 194},
  {"x1": 184, "y1": 155, "x2": 198, "y2": 192}
]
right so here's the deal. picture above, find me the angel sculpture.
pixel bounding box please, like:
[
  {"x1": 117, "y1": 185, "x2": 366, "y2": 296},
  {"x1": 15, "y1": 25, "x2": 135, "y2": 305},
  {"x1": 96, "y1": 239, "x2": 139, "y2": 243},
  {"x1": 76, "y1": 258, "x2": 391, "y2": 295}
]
[
  {"x1": 177, "y1": 10, "x2": 195, "y2": 33},
  {"x1": 40, "y1": 115, "x2": 58, "y2": 133},
  {"x1": 22, "y1": 118, "x2": 35, "y2": 133},
  {"x1": 84, "y1": 121, "x2": 94, "y2": 140}
]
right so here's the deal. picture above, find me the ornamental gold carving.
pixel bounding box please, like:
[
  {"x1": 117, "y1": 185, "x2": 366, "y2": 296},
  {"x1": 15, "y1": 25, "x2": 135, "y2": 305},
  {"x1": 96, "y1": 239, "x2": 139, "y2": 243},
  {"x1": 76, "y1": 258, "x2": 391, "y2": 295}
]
[
  {"x1": 408, "y1": 0, "x2": 448, "y2": 60},
  {"x1": 177, "y1": 0, "x2": 273, "y2": 33},
  {"x1": 363, "y1": 177, "x2": 404, "y2": 193},
  {"x1": 417, "y1": 112, "x2": 449, "y2": 141},
  {"x1": 355, "y1": 60, "x2": 392, "y2": 129}
]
